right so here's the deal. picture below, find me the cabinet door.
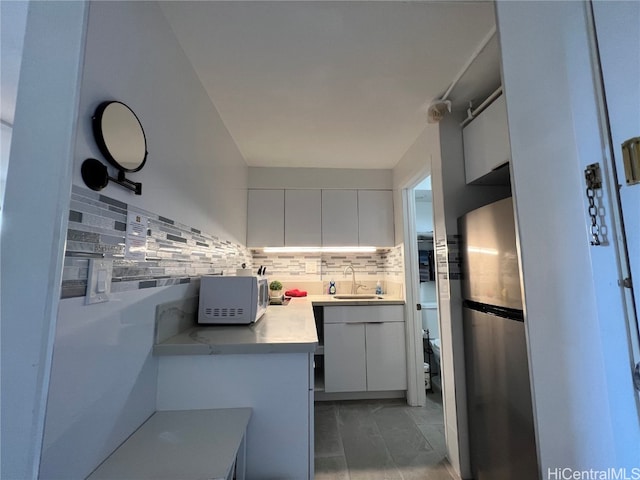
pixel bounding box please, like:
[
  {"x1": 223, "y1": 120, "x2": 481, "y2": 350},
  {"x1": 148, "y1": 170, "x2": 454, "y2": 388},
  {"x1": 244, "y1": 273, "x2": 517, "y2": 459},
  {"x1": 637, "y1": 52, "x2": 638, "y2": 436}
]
[
  {"x1": 247, "y1": 190, "x2": 284, "y2": 247},
  {"x1": 365, "y1": 322, "x2": 407, "y2": 391},
  {"x1": 324, "y1": 322, "x2": 367, "y2": 392},
  {"x1": 322, "y1": 190, "x2": 358, "y2": 246},
  {"x1": 285, "y1": 190, "x2": 321, "y2": 246},
  {"x1": 358, "y1": 190, "x2": 394, "y2": 247},
  {"x1": 463, "y1": 94, "x2": 511, "y2": 184}
]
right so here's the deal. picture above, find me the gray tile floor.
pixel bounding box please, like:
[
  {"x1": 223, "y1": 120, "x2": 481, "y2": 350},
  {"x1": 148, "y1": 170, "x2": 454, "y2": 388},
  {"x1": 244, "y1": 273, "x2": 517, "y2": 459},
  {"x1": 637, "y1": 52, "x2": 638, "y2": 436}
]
[{"x1": 314, "y1": 393, "x2": 457, "y2": 480}]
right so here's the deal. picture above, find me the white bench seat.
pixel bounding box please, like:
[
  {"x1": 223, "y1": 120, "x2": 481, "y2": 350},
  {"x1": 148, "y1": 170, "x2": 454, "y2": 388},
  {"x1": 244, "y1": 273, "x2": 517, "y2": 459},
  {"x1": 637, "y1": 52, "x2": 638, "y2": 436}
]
[{"x1": 87, "y1": 408, "x2": 251, "y2": 480}]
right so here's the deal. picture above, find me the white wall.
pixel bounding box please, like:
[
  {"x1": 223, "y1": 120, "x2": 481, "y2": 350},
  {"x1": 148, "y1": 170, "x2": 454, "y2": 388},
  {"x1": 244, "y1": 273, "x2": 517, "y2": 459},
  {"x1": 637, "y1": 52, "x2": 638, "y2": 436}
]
[
  {"x1": 497, "y1": 0, "x2": 640, "y2": 471},
  {"x1": 392, "y1": 125, "x2": 438, "y2": 244},
  {"x1": 416, "y1": 192, "x2": 436, "y2": 304},
  {"x1": 31, "y1": 2, "x2": 249, "y2": 479},
  {"x1": 0, "y1": 3, "x2": 89, "y2": 478},
  {"x1": 390, "y1": 117, "x2": 508, "y2": 475},
  {"x1": 0, "y1": 0, "x2": 28, "y2": 125},
  {"x1": 248, "y1": 166, "x2": 392, "y2": 190},
  {"x1": 393, "y1": 127, "x2": 436, "y2": 190},
  {"x1": 419, "y1": 282, "x2": 436, "y2": 305},
  {"x1": 416, "y1": 199, "x2": 433, "y2": 233},
  {"x1": 417, "y1": 195, "x2": 436, "y2": 304},
  {"x1": 40, "y1": 283, "x2": 197, "y2": 479},
  {"x1": 0, "y1": 0, "x2": 28, "y2": 208},
  {"x1": 0, "y1": 123, "x2": 11, "y2": 208},
  {"x1": 430, "y1": 113, "x2": 510, "y2": 478},
  {"x1": 73, "y1": 3, "x2": 248, "y2": 244},
  {"x1": 391, "y1": 126, "x2": 439, "y2": 408}
]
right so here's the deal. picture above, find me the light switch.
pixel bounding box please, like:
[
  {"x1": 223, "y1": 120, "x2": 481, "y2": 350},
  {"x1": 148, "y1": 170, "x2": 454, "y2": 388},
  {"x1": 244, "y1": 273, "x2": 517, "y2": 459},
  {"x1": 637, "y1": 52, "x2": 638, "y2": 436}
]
[
  {"x1": 86, "y1": 259, "x2": 112, "y2": 304},
  {"x1": 97, "y1": 269, "x2": 108, "y2": 293}
]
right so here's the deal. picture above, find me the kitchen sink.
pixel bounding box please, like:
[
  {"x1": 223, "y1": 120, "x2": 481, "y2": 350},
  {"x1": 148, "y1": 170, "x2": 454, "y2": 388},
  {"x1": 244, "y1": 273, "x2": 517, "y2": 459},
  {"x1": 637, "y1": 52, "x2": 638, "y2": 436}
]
[{"x1": 333, "y1": 294, "x2": 382, "y2": 299}]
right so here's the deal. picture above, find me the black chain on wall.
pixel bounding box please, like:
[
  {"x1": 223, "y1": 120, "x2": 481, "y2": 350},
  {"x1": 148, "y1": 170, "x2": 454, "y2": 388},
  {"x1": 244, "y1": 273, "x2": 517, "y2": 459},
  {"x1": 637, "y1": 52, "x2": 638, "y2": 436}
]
[{"x1": 584, "y1": 163, "x2": 602, "y2": 246}]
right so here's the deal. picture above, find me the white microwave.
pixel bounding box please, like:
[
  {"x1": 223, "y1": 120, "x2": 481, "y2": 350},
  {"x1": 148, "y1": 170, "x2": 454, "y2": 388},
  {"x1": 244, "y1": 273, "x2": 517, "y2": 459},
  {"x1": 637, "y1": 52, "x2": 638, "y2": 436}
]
[{"x1": 198, "y1": 275, "x2": 269, "y2": 325}]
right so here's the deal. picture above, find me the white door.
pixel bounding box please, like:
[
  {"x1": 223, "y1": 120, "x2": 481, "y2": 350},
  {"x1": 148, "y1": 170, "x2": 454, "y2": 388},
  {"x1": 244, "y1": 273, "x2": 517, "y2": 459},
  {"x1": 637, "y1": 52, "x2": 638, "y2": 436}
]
[
  {"x1": 323, "y1": 323, "x2": 366, "y2": 392},
  {"x1": 365, "y1": 322, "x2": 407, "y2": 391},
  {"x1": 592, "y1": 2, "x2": 640, "y2": 367},
  {"x1": 247, "y1": 189, "x2": 284, "y2": 247},
  {"x1": 322, "y1": 189, "x2": 358, "y2": 246},
  {"x1": 358, "y1": 190, "x2": 395, "y2": 247},
  {"x1": 284, "y1": 190, "x2": 321, "y2": 246}
]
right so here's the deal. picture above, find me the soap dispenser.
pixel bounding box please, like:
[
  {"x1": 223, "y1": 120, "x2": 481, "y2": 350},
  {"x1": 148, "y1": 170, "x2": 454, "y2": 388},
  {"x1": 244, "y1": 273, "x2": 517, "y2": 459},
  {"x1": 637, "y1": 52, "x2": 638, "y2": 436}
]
[
  {"x1": 329, "y1": 280, "x2": 336, "y2": 295},
  {"x1": 375, "y1": 280, "x2": 382, "y2": 295}
]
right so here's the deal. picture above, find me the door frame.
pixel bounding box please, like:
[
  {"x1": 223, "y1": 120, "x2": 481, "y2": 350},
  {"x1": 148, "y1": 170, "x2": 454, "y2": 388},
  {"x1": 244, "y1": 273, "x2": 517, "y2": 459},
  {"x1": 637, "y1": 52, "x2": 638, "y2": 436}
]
[
  {"x1": 589, "y1": 0, "x2": 640, "y2": 351},
  {"x1": 401, "y1": 187, "x2": 426, "y2": 407},
  {"x1": 588, "y1": 0, "x2": 640, "y2": 401}
]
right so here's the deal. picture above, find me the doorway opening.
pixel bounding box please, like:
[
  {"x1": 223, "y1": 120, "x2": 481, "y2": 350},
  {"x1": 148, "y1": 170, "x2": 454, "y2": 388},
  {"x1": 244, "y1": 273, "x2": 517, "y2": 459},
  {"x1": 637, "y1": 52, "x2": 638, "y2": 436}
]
[{"x1": 414, "y1": 177, "x2": 442, "y2": 399}]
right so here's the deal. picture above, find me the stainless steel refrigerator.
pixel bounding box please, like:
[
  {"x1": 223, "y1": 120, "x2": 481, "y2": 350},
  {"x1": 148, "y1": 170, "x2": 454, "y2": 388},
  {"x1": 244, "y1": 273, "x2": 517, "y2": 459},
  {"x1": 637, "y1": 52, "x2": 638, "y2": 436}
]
[{"x1": 458, "y1": 197, "x2": 539, "y2": 480}]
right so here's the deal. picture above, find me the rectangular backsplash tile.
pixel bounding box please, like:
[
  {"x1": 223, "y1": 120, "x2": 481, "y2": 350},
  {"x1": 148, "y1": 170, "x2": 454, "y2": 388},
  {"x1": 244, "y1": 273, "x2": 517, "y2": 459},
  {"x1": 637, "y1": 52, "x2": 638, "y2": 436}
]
[
  {"x1": 382, "y1": 244, "x2": 405, "y2": 282},
  {"x1": 251, "y1": 245, "x2": 404, "y2": 283},
  {"x1": 61, "y1": 186, "x2": 252, "y2": 299}
]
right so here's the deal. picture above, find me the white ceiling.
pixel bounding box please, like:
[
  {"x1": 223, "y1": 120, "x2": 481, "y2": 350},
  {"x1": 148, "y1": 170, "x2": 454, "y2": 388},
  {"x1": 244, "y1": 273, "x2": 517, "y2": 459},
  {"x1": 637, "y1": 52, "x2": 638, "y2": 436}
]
[
  {"x1": 1, "y1": 2, "x2": 501, "y2": 171},
  {"x1": 160, "y1": 1, "x2": 501, "y2": 170}
]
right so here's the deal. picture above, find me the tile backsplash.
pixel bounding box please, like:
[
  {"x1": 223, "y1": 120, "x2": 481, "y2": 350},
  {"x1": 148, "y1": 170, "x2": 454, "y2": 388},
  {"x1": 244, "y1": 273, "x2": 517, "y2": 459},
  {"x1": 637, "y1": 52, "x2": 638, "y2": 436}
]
[
  {"x1": 251, "y1": 244, "x2": 405, "y2": 295},
  {"x1": 62, "y1": 186, "x2": 405, "y2": 299},
  {"x1": 61, "y1": 186, "x2": 252, "y2": 299}
]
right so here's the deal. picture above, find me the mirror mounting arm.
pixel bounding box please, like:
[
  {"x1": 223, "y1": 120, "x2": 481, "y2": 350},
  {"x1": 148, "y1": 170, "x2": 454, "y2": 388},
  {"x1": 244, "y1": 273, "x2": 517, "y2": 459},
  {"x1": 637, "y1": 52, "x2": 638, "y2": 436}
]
[
  {"x1": 115, "y1": 171, "x2": 142, "y2": 195},
  {"x1": 81, "y1": 158, "x2": 142, "y2": 195}
]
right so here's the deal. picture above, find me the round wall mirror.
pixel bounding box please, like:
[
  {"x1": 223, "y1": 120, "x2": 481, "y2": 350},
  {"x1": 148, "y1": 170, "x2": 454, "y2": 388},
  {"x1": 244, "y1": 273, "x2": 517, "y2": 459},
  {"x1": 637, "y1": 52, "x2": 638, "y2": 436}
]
[{"x1": 92, "y1": 101, "x2": 148, "y2": 172}]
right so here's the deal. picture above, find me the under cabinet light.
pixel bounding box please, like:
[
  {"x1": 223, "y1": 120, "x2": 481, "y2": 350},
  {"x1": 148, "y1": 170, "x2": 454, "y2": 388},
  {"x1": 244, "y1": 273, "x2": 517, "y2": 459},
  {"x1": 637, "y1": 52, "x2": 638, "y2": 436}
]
[{"x1": 262, "y1": 246, "x2": 377, "y2": 254}]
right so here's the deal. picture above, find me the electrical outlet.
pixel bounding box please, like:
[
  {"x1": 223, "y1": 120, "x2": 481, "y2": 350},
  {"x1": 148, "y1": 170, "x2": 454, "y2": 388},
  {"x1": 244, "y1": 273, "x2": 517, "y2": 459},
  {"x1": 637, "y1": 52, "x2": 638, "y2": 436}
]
[
  {"x1": 86, "y1": 259, "x2": 113, "y2": 305},
  {"x1": 305, "y1": 260, "x2": 317, "y2": 274}
]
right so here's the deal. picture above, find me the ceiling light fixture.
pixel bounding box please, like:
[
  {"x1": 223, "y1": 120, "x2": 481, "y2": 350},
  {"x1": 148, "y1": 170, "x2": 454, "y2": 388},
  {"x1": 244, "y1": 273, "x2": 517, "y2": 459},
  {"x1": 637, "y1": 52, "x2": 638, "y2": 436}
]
[{"x1": 426, "y1": 99, "x2": 452, "y2": 124}]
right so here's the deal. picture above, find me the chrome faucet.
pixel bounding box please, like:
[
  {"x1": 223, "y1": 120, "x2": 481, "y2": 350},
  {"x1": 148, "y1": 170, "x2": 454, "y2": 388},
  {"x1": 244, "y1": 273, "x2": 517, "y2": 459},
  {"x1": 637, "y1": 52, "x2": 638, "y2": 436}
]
[{"x1": 343, "y1": 264, "x2": 365, "y2": 294}]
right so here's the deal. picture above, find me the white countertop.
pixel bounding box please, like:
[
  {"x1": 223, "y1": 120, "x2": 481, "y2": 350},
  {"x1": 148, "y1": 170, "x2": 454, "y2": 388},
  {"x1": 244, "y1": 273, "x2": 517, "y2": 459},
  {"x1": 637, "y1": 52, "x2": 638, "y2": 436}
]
[
  {"x1": 154, "y1": 296, "x2": 318, "y2": 355},
  {"x1": 153, "y1": 295, "x2": 404, "y2": 356}
]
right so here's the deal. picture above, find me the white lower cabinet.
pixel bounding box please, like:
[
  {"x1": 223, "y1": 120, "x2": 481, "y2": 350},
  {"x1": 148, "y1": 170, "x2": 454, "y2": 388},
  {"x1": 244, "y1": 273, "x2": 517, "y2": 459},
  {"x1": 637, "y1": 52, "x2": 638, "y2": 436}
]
[
  {"x1": 365, "y1": 321, "x2": 407, "y2": 391},
  {"x1": 324, "y1": 323, "x2": 367, "y2": 392},
  {"x1": 323, "y1": 306, "x2": 406, "y2": 393}
]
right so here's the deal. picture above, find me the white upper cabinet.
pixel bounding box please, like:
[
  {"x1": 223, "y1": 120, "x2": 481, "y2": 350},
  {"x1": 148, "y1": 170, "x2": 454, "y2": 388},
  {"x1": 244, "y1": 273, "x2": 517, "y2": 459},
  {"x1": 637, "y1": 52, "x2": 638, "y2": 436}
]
[
  {"x1": 285, "y1": 190, "x2": 321, "y2": 246},
  {"x1": 247, "y1": 189, "x2": 284, "y2": 247},
  {"x1": 247, "y1": 188, "x2": 395, "y2": 247},
  {"x1": 322, "y1": 189, "x2": 359, "y2": 246},
  {"x1": 463, "y1": 94, "x2": 511, "y2": 184},
  {"x1": 358, "y1": 190, "x2": 394, "y2": 247}
]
